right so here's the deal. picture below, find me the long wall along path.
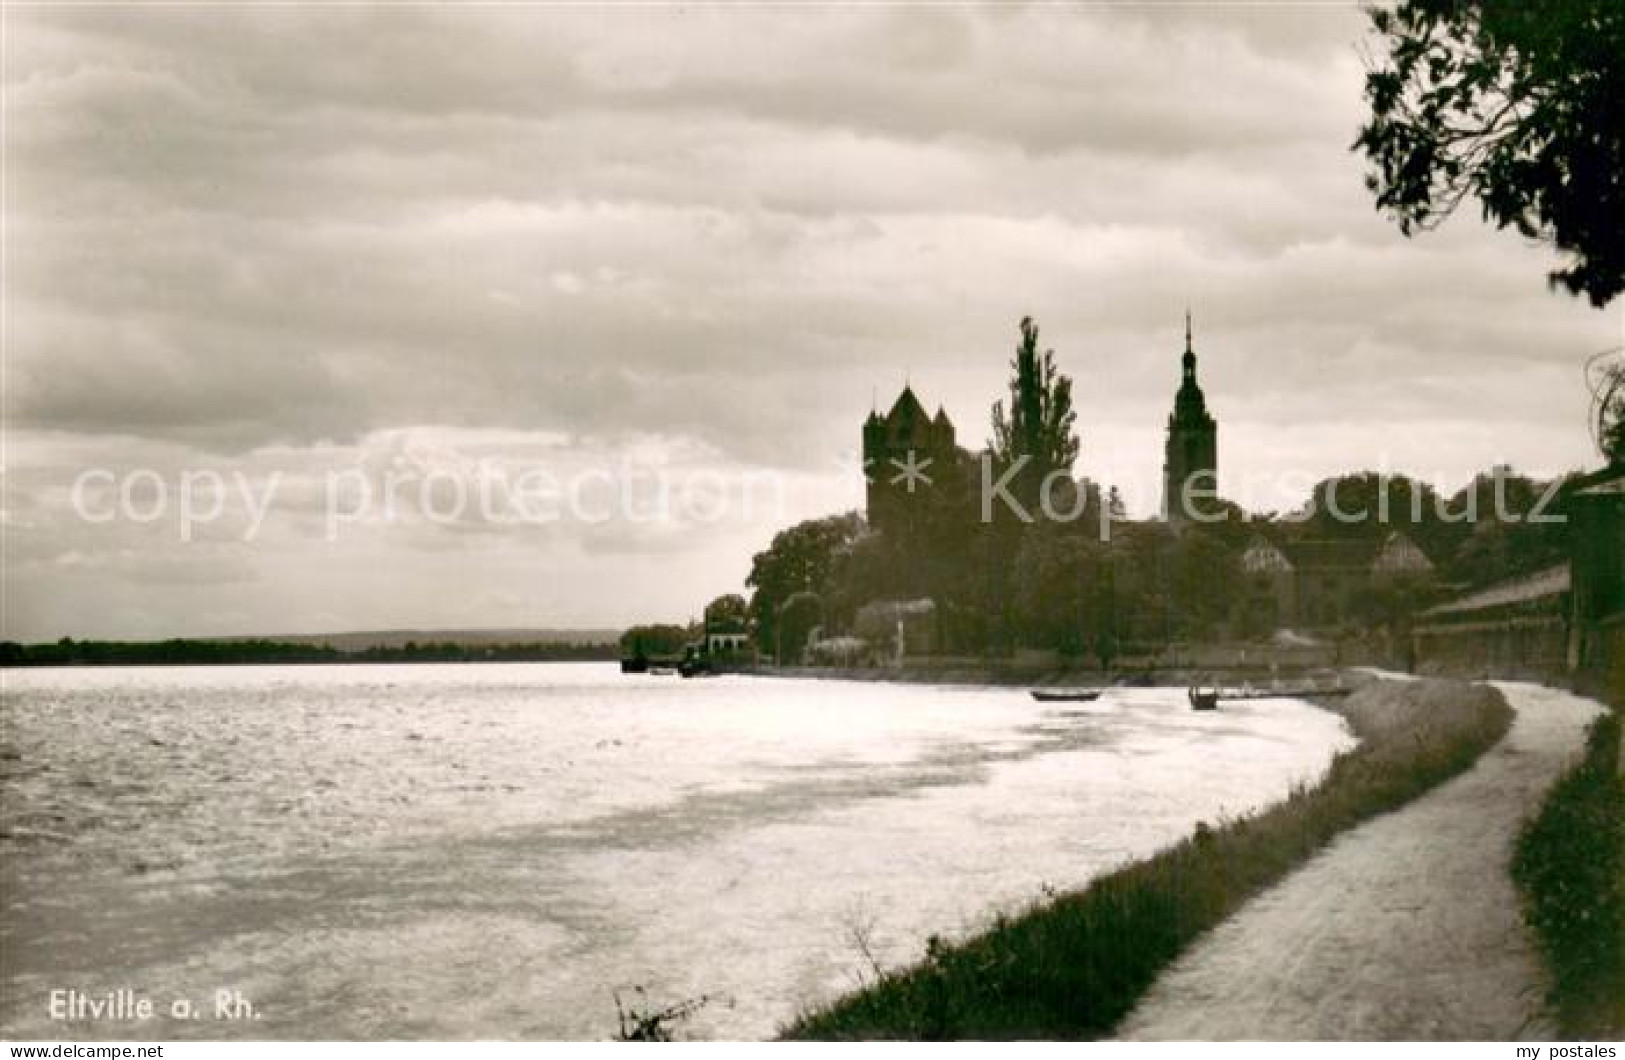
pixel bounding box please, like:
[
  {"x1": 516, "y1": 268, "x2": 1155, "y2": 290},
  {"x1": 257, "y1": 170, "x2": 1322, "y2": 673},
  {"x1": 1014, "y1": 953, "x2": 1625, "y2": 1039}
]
[{"x1": 1117, "y1": 680, "x2": 1604, "y2": 1041}]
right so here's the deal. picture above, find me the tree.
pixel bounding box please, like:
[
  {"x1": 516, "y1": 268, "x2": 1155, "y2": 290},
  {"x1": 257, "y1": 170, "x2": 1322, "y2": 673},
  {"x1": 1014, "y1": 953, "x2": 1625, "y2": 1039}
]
[
  {"x1": 777, "y1": 592, "x2": 823, "y2": 664},
  {"x1": 1107, "y1": 523, "x2": 1176, "y2": 648},
  {"x1": 703, "y1": 593, "x2": 748, "y2": 630},
  {"x1": 619, "y1": 623, "x2": 694, "y2": 658},
  {"x1": 1165, "y1": 525, "x2": 1244, "y2": 641},
  {"x1": 745, "y1": 512, "x2": 864, "y2": 653},
  {"x1": 990, "y1": 316, "x2": 1081, "y2": 497},
  {"x1": 1590, "y1": 351, "x2": 1625, "y2": 466},
  {"x1": 1010, "y1": 524, "x2": 1105, "y2": 653},
  {"x1": 1604, "y1": 367, "x2": 1625, "y2": 465},
  {"x1": 1444, "y1": 469, "x2": 1571, "y2": 586},
  {"x1": 1106, "y1": 485, "x2": 1128, "y2": 524},
  {"x1": 1297, "y1": 472, "x2": 1466, "y2": 562},
  {"x1": 1355, "y1": 0, "x2": 1624, "y2": 306},
  {"x1": 824, "y1": 531, "x2": 908, "y2": 629}
]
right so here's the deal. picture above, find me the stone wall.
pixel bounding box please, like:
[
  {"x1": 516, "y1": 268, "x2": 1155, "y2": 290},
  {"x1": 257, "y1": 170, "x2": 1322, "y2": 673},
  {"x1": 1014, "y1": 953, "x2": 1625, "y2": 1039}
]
[{"x1": 1412, "y1": 613, "x2": 1570, "y2": 682}]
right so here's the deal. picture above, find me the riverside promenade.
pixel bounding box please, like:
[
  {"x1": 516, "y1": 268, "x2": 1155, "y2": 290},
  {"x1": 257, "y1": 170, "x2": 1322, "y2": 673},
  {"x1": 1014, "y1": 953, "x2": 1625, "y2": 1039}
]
[{"x1": 1117, "y1": 680, "x2": 1603, "y2": 1040}]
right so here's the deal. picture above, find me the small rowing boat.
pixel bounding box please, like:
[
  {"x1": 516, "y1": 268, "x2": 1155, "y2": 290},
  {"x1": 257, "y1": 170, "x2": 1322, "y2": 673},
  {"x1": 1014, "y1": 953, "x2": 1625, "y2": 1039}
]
[
  {"x1": 1188, "y1": 687, "x2": 1219, "y2": 711},
  {"x1": 1030, "y1": 689, "x2": 1103, "y2": 703}
]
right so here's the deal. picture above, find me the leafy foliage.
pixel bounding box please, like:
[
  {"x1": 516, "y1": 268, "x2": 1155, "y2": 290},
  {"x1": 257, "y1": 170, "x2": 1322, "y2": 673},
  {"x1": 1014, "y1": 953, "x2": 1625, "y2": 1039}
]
[
  {"x1": 735, "y1": 461, "x2": 1575, "y2": 661},
  {"x1": 745, "y1": 512, "x2": 864, "y2": 654},
  {"x1": 990, "y1": 317, "x2": 1080, "y2": 487},
  {"x1": 1512, "y1": 710, "x2": 1625, "y2": 1036},
  {"x1": 703, "y1": 593, "x2": 749, "y2": 630},
  {"x1": 619, "y1": 623, "x2": 696, "y2": 658},
  {"x1": 1441, "y1": 469, "x2": 1572, "y2": 586},
  {"x1": 1010, "y1": 523, "x2": 1104, "y2": 655},
  {"x1": 1355, "y1": 0, "x2": 1625, "y2": 306},
  {"x1": 776, "y1": 591, "x2": 824, "y2": 664},
  {"x1": 1594, "y1": 354, "x2": 1625, "y2": 465}
]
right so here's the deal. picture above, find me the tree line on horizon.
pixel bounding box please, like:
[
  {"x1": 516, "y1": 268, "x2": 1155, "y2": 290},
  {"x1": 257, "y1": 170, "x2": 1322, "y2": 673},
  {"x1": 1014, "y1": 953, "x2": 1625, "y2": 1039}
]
[{"x1": 0, "y1": 637, "x2": 620, "y2": 668}]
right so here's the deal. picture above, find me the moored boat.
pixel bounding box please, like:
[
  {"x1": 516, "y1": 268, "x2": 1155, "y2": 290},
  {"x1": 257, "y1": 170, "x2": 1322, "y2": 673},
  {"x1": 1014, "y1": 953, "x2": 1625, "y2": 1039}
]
[
  {"x1": 678, "y1": 656, "x2": 715, "y2": 678},
  {"x1": 1030, "y1": 689, "x2": 1102, "y2": 703}
]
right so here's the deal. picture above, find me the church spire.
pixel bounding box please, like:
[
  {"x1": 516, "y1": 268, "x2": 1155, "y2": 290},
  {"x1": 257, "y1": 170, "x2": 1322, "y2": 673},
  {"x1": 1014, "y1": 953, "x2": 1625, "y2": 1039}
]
[
  {"x1": 1182, "y1": 309, "x2": 1196, "y2": 381},
  {"x1": 1164, "y1": 310, "x2": 1217, "y2": 526}
]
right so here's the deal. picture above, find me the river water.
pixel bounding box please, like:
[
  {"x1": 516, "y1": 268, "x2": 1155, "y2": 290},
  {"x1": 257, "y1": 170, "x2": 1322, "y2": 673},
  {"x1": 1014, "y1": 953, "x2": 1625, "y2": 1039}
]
[{"x1": 0, "y1": 663, "x2": 1352, "y2": 1040}]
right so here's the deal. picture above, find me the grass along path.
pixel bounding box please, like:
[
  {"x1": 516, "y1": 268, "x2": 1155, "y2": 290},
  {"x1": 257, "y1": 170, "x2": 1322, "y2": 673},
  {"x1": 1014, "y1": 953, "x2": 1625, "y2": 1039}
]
[
  {"x1": 1116, "y1": 680, "x2": 1601, "y2": 1040},
  {"x1": 1512, "y1": 708, "x2": 1624, "y2": 1037}
]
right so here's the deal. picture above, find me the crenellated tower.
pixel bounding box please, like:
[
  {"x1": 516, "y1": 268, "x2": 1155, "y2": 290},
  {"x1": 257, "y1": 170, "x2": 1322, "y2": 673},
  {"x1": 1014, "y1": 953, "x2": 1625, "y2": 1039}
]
[{"x1": 863, "y1": 385, "x2": 960, "y2": 536}]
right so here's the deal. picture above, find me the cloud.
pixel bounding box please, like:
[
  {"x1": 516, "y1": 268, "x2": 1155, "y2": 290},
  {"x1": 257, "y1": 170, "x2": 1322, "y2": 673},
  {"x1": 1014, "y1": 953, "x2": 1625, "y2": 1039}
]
[{"x1": 2, "y1": 4, "x2": 1618, "y2": 639}]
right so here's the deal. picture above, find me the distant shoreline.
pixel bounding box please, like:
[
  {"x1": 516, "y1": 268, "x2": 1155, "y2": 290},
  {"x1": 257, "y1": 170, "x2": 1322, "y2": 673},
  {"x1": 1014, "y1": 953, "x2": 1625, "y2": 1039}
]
[{"x1": 0, "y1": 638, "x2": 618, "y2": 668}]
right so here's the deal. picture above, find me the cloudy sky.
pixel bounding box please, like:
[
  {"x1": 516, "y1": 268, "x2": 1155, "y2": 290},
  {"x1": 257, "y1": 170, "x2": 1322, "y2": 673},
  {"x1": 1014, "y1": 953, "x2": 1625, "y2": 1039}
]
[{"x1": 3, "y1": 3, "x2": 1619, "y2": 641}]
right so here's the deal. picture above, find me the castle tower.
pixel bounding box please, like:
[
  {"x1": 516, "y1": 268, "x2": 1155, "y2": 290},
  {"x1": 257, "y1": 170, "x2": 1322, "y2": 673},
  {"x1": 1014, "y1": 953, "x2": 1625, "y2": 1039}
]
[
  {"x1": 1162, "y1": 312, "x2": 1218, "y2": 524},
  {"x1": 863, "y1": 385, "x2": 959, "y2": 536}
]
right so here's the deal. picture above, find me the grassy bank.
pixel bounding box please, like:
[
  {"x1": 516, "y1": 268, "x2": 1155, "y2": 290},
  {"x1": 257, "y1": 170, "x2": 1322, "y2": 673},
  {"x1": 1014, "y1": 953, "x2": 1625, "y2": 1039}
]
[
  {"x1": 1512, "y1": 708, "x2": 1624, "y2": 1037},
  {"x1": 783, "y1": 678, "x2": 1513, "y2": 1040}
]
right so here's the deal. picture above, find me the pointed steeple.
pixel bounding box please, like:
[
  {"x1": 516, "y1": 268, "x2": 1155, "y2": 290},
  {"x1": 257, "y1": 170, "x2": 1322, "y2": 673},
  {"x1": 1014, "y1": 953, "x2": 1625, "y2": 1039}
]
[
  {"x1": 1182, "y1": 308, "x2": 1196, "y2": 380},
  {"x1": 887, "y1": 383, "x2": 927, "y2": 424},
  {"x1": 1163, "y1": 310, "x2": 1218, "y2": 526},
  {"x1": 1172, "y1": 310, "x2": 1211, "y2": 423}
]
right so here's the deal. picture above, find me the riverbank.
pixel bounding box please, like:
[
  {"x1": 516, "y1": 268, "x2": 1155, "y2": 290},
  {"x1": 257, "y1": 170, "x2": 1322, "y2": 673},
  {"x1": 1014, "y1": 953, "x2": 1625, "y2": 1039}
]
[
  {"x1": 1117, "y1": 680, "x2": 1603, "y2": 1040},
  {"x1": 782, "y1": 676, "x2": 1511, "y2": 1040},
  {"x1": 730, "y1": 660, "x2": 1347, "y2": 690}
]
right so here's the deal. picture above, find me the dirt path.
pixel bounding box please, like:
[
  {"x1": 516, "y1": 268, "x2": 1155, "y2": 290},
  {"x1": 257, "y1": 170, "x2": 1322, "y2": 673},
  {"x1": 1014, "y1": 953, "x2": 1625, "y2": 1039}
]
[{"x1": 1116, "y1": 681, "x2": 1603, "y2": 1041}]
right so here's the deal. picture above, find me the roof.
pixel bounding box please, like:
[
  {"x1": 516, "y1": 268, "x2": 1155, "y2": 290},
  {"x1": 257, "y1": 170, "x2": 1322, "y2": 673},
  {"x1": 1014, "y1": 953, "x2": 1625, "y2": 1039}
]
[
  {"x1": 886, "y1": 385, "x2": 927, "y2": 424},
  {"x1": 1574, "y1": 476, "x2": 1625, "y2": 497},
  {"x1": 1565, "y1": 464, "x2": 1625, "y2": 494},
  {"x1": 1241, "y1": 530, "x2": 1434, "y2": 575},
  {"x1": 1242, "y1": 537, "x2": 1293, "y2": 573},
  {"x1": 1372, "y1": 530, "x2": 1435, "y2": 573},
  {"x1": 1422, "y1": 564, "x2": 1570, "y2": 618}
]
